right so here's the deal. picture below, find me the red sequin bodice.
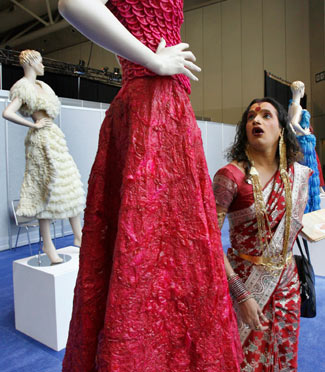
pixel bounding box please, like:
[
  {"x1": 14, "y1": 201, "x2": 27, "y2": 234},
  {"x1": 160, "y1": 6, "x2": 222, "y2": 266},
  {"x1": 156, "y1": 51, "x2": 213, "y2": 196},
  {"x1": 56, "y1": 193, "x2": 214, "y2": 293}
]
[{"x1": 107, "y1": 0, "x2": 191, "y2": 93}]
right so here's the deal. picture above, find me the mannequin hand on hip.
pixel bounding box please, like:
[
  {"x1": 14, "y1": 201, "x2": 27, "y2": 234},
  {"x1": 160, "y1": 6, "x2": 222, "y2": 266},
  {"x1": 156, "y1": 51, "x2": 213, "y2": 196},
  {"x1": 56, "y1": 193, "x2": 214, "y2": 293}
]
[
  {"x1": 35, "y1": 118, "x2": 52, "y2": 129},
  {"x1": 147, "y1": 38, "x2": 201, "y2": 81}
]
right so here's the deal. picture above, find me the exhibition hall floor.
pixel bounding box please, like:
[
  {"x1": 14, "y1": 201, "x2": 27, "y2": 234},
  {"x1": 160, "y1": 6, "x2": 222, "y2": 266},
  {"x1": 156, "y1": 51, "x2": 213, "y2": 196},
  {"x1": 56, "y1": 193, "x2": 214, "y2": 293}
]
[{"x1": 1, "y1": 223, "x2": 324, "y2": 372}]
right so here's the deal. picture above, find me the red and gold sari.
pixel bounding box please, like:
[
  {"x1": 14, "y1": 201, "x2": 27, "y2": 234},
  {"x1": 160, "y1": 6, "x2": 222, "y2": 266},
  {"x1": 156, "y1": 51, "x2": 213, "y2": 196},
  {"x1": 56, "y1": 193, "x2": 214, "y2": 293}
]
[{"x1": 213, "y1": 162, "x2": 311, "y2": 372}]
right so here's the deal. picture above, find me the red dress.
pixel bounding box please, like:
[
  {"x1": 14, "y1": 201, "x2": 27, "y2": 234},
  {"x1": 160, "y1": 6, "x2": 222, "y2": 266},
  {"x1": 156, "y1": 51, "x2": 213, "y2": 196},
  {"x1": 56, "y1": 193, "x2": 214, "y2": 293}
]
[{"x1": 62, "y1": 1, "x2": 241, "y2": 371}]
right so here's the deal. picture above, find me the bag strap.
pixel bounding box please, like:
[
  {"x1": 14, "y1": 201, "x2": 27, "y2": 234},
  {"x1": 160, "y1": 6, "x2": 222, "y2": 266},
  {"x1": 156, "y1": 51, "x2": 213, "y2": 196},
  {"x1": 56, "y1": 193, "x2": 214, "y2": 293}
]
[
  {"x1": 302, "y1": 238, "x2": 312, "y2": 264},
  {"x1": 296, "y1": 236, "x2": 305, "y2": 257},
  {"x1": 296, "y1": 236, "x2": 312, "y2": 264}
]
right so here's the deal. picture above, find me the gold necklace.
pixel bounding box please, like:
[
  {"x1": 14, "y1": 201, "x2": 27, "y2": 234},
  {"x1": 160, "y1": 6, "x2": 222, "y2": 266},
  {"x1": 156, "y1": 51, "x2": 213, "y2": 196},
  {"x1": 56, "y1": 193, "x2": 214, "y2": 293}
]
[{"x1": 245, "y1": 134, "x2": 292, "y2": 270}]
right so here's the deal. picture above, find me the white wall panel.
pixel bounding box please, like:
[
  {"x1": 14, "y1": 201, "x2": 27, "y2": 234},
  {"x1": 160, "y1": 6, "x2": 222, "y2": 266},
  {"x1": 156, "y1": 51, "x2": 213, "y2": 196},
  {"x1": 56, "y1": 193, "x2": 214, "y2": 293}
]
[
  {"x1": 197, "y1": 120, "x2": 207, "y2": 154},
  {"x1": 205, "y1": 122, "x2": 223, "y2": 180},
  {"x1": 199, "y1": 120, "x2": 237, "y2": 180},
  {"x1": 60, "y1": 106, "x2": 104, "y2": 191},
  {"x1": 222, "y1": 123, "x2": 237, "y2": 156},
  {"x1": 59, "y1": 106, "x2": 105, "y2": 235}
]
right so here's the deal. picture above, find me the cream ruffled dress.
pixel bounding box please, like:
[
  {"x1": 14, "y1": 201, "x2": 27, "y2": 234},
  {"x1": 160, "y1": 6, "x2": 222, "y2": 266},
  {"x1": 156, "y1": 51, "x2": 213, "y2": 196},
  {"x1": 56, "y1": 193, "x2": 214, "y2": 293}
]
[{"x1": 10, "y1": 77, "x2": 85, "y2": 219}]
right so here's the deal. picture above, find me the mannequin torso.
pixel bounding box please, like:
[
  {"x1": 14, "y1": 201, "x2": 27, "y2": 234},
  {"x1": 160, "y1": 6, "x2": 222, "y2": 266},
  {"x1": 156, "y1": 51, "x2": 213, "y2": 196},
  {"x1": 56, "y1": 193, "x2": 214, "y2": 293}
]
[
  {"x1": 58, "y1": 1, "x2": 242, "y2": 371},
  {"x1": 10, "y1": 77, "x2": 60, "y2": 121}
]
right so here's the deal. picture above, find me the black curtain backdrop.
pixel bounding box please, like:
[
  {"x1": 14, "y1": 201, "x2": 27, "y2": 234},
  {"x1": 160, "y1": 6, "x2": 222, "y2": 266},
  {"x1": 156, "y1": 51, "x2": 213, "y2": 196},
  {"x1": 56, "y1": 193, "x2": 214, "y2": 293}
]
[
  {"x1": 41, "y1": 72, "x2": 79, "y2": 100},
  {"x1": 2, "y1": 64, "x2": 24, "y2": 90},
  {"x1": 79, "y1": 77, "x2": 120, "y2": 103},
  {"x1": 264, "y1": 70, "x2": 307, "y2": 111},
  {"x1": 2, "y1": 64, "x2": 120, "y2": 103}
]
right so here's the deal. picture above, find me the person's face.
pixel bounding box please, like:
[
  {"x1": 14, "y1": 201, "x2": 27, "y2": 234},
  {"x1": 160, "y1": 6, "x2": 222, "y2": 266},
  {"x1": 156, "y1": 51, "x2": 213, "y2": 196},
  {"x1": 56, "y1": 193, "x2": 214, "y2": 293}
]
[
  {"x1": 245, "y1": 102, "x2": 282, "y2": 152},
  {"x1": 300, "y1": 86, "x2": 305, "y2": 99},
  {"x1": 30, "y1": 57, "x2": 44, "y2": 76}
]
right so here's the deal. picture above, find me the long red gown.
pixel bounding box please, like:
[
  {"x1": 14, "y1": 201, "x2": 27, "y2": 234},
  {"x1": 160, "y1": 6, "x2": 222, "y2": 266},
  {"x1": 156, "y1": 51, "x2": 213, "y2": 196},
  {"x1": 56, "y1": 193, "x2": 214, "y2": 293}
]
[{"x1": 62, "y1": 1, "x2": 242, "y2": 371}]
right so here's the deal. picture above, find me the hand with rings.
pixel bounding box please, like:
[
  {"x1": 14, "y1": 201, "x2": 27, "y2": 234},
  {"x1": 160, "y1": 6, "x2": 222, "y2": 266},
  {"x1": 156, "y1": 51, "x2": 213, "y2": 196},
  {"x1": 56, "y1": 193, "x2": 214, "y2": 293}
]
[{"x1": 239, "y1": 297, "x2": 269, "y2": 332}]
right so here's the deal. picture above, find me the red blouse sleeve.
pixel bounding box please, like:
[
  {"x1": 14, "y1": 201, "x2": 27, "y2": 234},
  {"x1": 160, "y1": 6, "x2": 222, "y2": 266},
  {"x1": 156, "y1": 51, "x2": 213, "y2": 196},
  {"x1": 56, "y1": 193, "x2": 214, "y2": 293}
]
[
  {"x1": 315, "y1": 151, "x2": 325, "y2": 187},
  {"x1": 213, "y1": 166, "x2": 238, "y2": 210}
]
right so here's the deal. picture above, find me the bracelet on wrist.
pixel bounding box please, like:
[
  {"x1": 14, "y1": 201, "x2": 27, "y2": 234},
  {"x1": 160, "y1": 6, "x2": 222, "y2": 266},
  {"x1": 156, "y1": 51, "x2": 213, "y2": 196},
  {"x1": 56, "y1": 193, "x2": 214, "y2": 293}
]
[
  {"x1": 237, "y1": 293, "x2": 254, "y2": 304},
  {"x1": 228, "y1": 272, "x2": 252, "y2": 303}
]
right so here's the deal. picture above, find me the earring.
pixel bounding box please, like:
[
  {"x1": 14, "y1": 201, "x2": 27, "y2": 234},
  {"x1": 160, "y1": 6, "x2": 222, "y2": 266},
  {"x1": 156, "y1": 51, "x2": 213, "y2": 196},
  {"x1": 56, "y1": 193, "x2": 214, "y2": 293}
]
[{"x1": 279, "y1": 129, "x2": 287, "y2": 171}]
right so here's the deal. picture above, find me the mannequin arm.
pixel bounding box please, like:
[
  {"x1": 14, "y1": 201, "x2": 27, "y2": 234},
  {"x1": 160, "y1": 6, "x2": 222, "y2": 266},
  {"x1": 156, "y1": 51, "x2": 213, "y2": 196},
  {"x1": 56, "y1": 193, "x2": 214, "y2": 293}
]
[
  {"x1": 58, "y1": 0, "x2": 200, "y2": 81},
  {"x1": 2, "y1": 97, "x2": 50, "y2": 129}
]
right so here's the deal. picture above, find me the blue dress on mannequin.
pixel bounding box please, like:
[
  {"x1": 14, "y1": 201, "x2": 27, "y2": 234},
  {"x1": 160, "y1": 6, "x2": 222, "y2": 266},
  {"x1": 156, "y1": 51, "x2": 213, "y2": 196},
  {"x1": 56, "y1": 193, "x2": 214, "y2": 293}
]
[{"x1": 289, "y1": 100, "x2": 320, "y2": 213}]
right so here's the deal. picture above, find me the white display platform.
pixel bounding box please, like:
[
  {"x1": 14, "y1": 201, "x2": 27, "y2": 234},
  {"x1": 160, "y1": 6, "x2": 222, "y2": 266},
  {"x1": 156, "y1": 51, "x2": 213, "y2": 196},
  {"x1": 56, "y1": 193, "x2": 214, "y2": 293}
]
[
  {"x1": 13, "y1": 246, "x2": 79, "y2": 351},
  {"x1": 293, "y1": 195, "x2": 325, "y2": 277}
]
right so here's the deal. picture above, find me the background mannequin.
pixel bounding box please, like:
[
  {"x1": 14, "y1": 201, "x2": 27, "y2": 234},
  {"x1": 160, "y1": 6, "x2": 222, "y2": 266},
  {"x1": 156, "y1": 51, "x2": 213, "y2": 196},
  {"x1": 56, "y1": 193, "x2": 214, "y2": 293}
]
[
  {"x1": 2, "y1": 50, "x2": 85, "y2": 264},
  {"x1": 288, "y1": 80, "x2": 321, "y2": 212},
  {"x1": 58, "y1": 0, "x2": 242, "y2": 371}
]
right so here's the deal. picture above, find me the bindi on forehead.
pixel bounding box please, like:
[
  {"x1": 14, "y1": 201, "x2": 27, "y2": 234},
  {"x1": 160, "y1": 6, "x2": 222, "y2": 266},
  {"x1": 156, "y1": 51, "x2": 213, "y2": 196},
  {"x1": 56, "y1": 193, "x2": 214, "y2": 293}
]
[{"x1": 254, "y1": 105, "x2": 261, "y2": 112}]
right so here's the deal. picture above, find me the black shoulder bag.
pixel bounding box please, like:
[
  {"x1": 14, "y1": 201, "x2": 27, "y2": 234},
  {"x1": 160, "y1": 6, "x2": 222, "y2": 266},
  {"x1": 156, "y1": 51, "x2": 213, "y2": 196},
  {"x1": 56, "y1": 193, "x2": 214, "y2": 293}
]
[{"x1": 294, "y1": 237, "x2": 317, "y2": 318}]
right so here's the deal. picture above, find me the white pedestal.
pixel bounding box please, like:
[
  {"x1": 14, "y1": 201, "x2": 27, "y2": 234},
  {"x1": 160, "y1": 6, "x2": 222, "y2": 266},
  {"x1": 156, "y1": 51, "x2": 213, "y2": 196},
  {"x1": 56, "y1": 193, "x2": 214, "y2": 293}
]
[{"x1": 13, "y1": 246, "x2": 79, "y2": 351}]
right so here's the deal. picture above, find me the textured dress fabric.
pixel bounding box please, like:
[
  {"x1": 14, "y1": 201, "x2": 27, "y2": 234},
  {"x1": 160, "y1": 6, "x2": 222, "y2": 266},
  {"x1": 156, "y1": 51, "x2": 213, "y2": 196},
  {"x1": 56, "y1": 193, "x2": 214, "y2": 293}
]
[
  {"x1": 289, "y1": 101, "x2": 320, "y2": 213},
  {"x1": 10, "y1": 78, "x2": 85, "y2": 219},
  {"x1": 213, "y1": 163, "x2": 311, "y2": 372},
  {"x1": 62, "y1": 1, "x2": 242, "y2": 372}
]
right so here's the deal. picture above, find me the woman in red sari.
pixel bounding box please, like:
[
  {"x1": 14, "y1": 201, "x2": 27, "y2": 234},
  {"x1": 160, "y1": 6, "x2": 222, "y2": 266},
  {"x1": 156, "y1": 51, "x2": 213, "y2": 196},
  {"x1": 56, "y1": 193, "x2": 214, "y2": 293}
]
[{"x1": 213, "y1": 98, "x2": 311, "y2": 371}]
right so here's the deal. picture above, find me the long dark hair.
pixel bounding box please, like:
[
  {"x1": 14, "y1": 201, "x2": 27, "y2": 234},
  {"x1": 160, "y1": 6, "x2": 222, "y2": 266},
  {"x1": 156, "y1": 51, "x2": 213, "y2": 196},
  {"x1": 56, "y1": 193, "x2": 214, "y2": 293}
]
[{"x1": 227, "y1": 97, "x2": 302, "y2": 178}]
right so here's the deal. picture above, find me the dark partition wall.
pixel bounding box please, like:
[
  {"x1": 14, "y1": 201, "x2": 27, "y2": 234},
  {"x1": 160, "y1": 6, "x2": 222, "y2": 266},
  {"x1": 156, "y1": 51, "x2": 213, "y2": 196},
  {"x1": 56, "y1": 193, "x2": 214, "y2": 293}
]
[
  {"x1": 2, "y1": 64, "x2": 24, "y2": 90},
  {"x1": 41, "y1": 72, "x2": 79, "y2": 99},
  {"x1": 264, "y1": 71, "x2": 307, "y2": 110},
  {"x1": 79, "y1": 77, "x2": 120, "y2": 103},
  {"x1": 1, "y1": 64, "x2": 120, "y2": 103}
]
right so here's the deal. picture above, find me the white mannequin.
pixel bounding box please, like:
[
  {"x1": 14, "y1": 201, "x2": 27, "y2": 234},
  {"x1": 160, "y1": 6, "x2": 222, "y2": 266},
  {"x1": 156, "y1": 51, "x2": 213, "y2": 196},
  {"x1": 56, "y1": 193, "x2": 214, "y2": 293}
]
[
  {"x1": 58, "y1": 0, "x2": 269, "y2": 335},
  {"x1": 3, "y1": 51, "x2": 82, "y2": 264},
  {"x1": 58, "y1": 0, "x2": 200, "y2": 81},
  {"x1": 289, "y1": 80, "x2": 324, "y2": 194},
  {"x1": 288, "y1": 80, "x2": 310, "y2": 136}
]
